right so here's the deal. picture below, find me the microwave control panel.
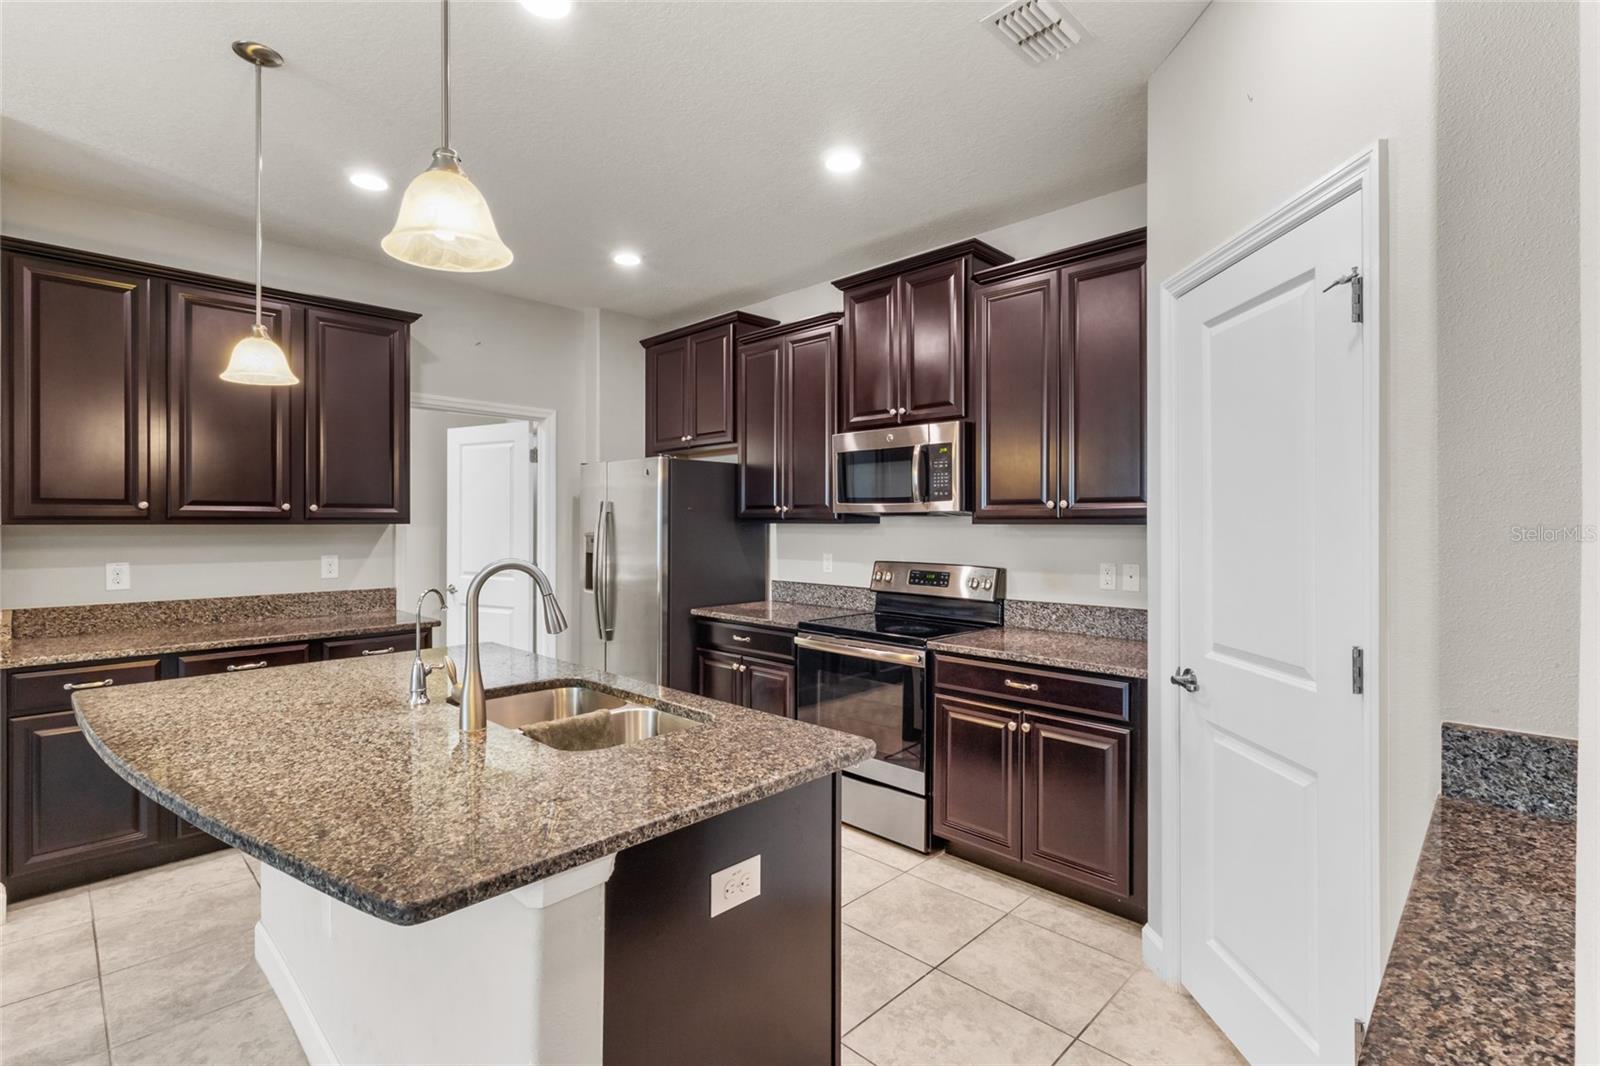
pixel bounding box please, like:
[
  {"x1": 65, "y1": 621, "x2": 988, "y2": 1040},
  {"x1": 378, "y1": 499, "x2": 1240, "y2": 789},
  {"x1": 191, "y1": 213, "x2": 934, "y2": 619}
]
[{"x1": 925, "y1": 444, "x2": 954, "y2": 501}]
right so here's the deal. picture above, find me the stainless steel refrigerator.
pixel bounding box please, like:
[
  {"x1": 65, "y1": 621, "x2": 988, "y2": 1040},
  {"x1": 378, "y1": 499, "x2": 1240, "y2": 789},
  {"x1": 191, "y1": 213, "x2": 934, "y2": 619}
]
[{"x1": 578, "y1": 457, "x2": 768, "y2": 691}]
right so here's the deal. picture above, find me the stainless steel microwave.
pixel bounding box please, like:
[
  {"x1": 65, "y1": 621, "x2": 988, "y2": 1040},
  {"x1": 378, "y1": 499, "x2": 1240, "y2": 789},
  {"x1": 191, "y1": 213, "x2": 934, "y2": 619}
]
[{"x1": 831, "y1": 420, "x2": 967, "y2": 515}]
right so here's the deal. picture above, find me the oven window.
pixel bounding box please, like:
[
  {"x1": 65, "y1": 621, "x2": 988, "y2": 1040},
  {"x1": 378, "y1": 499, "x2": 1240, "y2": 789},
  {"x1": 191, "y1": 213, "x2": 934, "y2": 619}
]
[
  {"x1": 796, "y1": 648, "x2": 924, "y2": 773},
  {"x1": 838, "y1": 446, "x2": 916, "y2": 504}
]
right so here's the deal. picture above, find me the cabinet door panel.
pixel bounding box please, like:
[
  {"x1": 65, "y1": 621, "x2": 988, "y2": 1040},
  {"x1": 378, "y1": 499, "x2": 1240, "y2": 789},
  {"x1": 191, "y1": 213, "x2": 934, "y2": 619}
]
[
  {"x1": 175, "y1": 642, "x2": 311, "y2": 677},
  {"x1": 166, "y1": 284, "x2": 296, "y2": 519},
  {"x1": 688, "y1": 326, "x2": 736, "y2": 446},
  {"x1": 737, "y1": 339, "x2": 783, "y2": 519},
  {"x1": 784, "y1": 326, "x2": 839, "y2": 519},
  {"x1": 933, "y1": 694, "x2": 1021, "y2": 858},
  {"x1": 745, "y1": 659, "x2": 795, "y2": 718},
  {"x1": 972, "y1": 271, "x2": 1059, "y2": 520},
  {"x1": 304, "y1": 307, "x2": 408, "y2": 521},
  {"x1": 841, "y1": 280, "x2": 899, "y2": 429},
  {"x1": 1022, "y1": 711, "x2": 1131, "y2": 896},
  {"x1": 645, "y1": 338, "x2": 690, "y2": 453},
  {"x1": 6, "y1": 711, "x2": 161, "y2": 879},
  {"x1": 898, "y1": 260, "x2": 965, "y2": 422},
  {"x1": 6, "y1": 254, "x2": 156, "y2": 520},
  {"x1": 697, "y1": 649, "x2": 744, "y2": 707},
  {"x1": 1062, "y1": 250, "x2": 1146, "y2": 520}
]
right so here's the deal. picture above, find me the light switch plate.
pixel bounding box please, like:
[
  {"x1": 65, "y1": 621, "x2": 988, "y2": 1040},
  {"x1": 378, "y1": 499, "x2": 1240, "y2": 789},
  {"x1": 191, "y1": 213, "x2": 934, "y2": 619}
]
[
  {"x1": 1098, "y1": 563, "x2": 1117, "y2": 591},
  {"x1": 709, "y1": 855, "x2": 761, "y2": 917},
  {"x1": 320, "y1": 555, "x2": 338, "y2": 579},
  {"x1": 1121, "y1": 563, "x2": 1141, "y2": 592},
  {"x1": 105, "y1": 562, "x2": 131, "y2": 591}
]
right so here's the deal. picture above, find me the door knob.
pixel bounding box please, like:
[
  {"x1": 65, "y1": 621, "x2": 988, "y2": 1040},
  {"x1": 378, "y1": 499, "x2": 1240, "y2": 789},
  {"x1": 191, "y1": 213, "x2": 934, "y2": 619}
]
[{"x1": 1170, "y1": 668, "x2": 1199, "y2": 692}]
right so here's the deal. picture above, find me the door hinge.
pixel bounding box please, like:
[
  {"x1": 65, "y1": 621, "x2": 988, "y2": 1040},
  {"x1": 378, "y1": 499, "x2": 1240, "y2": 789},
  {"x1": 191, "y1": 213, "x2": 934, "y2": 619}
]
[
  {"x1": 1322, "y1": 265, "x2": 1363, "y2": 323},
  {"x1": 529, "y1": 446, "x2": 539, "y2": 463},
  {"x1": 1354, "y1": 1018, "x2": 1368, "y2": 1061},
  {"x1": 1351, "y1": 646, "x2": 1365, "y2": 695}
]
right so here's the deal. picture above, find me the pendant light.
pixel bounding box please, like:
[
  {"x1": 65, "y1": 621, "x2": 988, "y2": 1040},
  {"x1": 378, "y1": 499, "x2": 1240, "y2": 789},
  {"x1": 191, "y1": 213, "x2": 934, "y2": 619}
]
[
  {"x1": 382, "y1": 0, "x2": 514, "y2": 272},
  {"x1": 221, "y1": 41, "x2": 299, "y2": 387}
]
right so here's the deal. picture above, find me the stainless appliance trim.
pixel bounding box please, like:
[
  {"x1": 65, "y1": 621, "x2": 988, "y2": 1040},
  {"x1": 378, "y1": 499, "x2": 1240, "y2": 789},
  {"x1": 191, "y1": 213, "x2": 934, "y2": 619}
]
[
  {"x1": 794, "y1": 633, "x2": 927, "y2": 667},
  {"x1": 866, "y1": 560, "x2": 1006, "y2": 602},
  {"x1": 846, "y1": 756, "x2": 928, "y2": 795},
  {"x1": 832, "y1": 419, "x2": 967, "y2": 515},
  {"x1": 654, "y1": 456, "x2": 669, "y2": 687},
  {"x1": 841, "y1": 774, "x2": 928, "y2": 852}
]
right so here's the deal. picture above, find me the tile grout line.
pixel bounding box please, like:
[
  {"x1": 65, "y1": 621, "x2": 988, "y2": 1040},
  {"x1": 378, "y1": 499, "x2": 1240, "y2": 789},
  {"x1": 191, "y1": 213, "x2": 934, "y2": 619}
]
[
  {"x1": 929, "y1": 965, "x2": 1077, "y2": 1045},
  {"x1": 88, "y1": 887, "x2": 114, "y2": 1063}
]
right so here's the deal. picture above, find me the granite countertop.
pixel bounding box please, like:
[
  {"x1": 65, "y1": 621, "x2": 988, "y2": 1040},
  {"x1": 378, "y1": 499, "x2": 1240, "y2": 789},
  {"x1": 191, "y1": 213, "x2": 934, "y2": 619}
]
[
  {"x1": 0, "y1": 611, "x2": 440, "y2": 670},
  {"x1": 927, "y1": 627, "x2": 1148, "y2": 679},
  {"x1": 689, "y1": 600, "x2": 848, "y2": 631},
  {"x1": 73, "y1": 645, "x2": 874, "y2": 925},
  {"x1": 1360, "y1": 798, "x2": 1574, "y2": 1064}
]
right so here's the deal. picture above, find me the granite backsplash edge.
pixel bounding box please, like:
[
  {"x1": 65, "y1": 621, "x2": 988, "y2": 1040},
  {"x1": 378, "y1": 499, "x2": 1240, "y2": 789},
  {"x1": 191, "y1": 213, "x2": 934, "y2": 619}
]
[
  {"x1": 769, "y1": 580, "x2": 1146, "y2": 641},
  {"x1": 7, "y1": 588, "x2": 398, "y2": 639}
]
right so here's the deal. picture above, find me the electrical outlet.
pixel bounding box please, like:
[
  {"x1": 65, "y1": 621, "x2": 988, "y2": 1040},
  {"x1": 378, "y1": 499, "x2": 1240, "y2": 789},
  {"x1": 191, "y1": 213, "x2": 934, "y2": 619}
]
[
  {"x1": 1121, "y1": 563, "x2": 1141, "y2": 592},
  {"x1": 822, "y1": 552, "x2": 834, "y2": 574},
  {"x1": 105, "y1": 562, "x2": 131, "y2": 592},
  {"x1": 1098, "y1": 563, "x2": 1117, "y2": 591},
  {"x1": 709, "y1": 855, "x2": 761, "y2": 917},
  {"x1": 320, "y1": 555, "x2": 338, "y2": 579}
]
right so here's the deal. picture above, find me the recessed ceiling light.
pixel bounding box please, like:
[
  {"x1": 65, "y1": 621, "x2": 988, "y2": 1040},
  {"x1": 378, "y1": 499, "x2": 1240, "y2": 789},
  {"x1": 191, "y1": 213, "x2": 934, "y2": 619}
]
[
  {"x1": 521, "y1": 0, "x2": 573, "y2": 18},
  {"x1": 348, "y1": 170, "x2": 389, "y2": 192},
  {"x1": 822, "y1": 147, "x2": 863, "y2": 174},
  {"x1": 612, "y1": 250, "x2": 643, "y2": 267}
]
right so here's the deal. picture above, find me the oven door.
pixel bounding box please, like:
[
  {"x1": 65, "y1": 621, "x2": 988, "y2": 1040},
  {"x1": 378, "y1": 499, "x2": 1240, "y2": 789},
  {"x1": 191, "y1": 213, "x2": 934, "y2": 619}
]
[
  {"x1": 794, "y1": 633, "x2": 926, "y2": 794},
  {"x1": 832, "y1": 421, "x2": 965, "y2": 515}
]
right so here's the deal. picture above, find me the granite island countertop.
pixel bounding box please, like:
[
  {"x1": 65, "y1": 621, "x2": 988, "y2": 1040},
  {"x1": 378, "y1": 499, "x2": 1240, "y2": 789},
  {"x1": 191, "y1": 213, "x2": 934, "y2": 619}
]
[
  {"x1": 0, "y1": 610, "x2": 440, "y2": 670},
  {"x1": 1360, "y1": 797, "x2": 1574, "y2": 1064},
  {"x1": 688, "y1": 600, "x2": 848, "y2": 631},
  {"x1": 927, "y1": 627, "x2": 1148, "y2": 679},
  {"x1": 72, "y1": 645, "x2": 874, "y2": 925}
]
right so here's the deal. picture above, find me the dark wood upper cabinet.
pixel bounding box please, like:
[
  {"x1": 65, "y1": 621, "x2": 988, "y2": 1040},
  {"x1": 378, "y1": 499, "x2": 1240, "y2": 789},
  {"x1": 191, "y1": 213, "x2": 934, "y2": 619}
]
[
  {"x1": 642, "y1": 311, "x2": 777, "y2": 456},
  {"x1": 971, "y1": 229, "x2": 1147, "y2": 523},
  {"x1": 833, "y1": 239, "x2": 1011, "y2": 430},
  {"x1": 736, "y1": 313, "x2": 847, "y2": 521},
  {"x1": 166, "y1": 284, "x2": 297, "y2": 520},
  {"x1": 304, "y1": 307, "x2": 409, "y2": 521},
  {"x1": 1, "y1": 239, "x2": 417, "y2": 524},
  {"x1": 933, "y1": 693, "x2": 1022, "y2": 859},
  {"x1": 1021, "y1": 710, "x2": 1132, "y2": 898},
  {"x1": 4, "y1": 254, "x2": 157, "y2": 521}
]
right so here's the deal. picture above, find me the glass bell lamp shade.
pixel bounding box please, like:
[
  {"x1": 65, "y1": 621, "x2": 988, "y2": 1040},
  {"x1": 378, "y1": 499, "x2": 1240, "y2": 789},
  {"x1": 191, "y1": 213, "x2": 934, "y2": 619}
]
[
  {"x1": 381, "y1": 149, "x2": 514, "y2": 272},
  {"x1": 220, "y1": 323, "x2": 299, "y2": 386}
]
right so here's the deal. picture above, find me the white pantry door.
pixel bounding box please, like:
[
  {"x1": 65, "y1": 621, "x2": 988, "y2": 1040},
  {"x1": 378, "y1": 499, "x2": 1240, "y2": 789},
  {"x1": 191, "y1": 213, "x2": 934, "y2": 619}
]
[
  {"x1": 445, "y1": 421, "x2": 534, "y2": 651},
  {"x1": 1174, "y1": 190, "x2": 1371, "y2": 1064}
]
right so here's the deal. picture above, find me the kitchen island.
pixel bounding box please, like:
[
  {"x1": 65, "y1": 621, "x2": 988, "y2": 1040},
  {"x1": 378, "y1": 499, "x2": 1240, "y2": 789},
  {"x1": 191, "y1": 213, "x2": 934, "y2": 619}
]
[{"x1": 72, "y1": 644, "x2": 872, "y2": 1066}]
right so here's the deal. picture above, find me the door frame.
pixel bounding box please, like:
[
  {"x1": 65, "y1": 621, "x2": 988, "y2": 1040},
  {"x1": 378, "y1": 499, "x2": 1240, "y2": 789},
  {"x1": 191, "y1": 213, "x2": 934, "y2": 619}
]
[
  {"x1": 397, "y1": 392, "x2": 559, "y2": 658},
  {"x1": 1149, "y1": 144, "x2": 1385, "y2": 1016}
]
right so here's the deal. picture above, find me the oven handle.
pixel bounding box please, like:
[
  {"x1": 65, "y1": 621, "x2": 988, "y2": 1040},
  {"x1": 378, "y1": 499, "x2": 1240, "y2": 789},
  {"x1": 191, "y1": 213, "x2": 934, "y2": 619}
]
[{"x1": 795, "y1": 633, "x2": 926, "y2": 668}]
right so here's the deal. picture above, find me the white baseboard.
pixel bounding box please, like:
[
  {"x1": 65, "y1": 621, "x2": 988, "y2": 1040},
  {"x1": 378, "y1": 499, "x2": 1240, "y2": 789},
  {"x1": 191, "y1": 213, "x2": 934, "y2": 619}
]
[
  {"x1": 1142, "y1": 922, "x2": 1177, "y2": 982},
  {"x1": 255, "y1": 922, "x2": 340, "y2": 1066}
]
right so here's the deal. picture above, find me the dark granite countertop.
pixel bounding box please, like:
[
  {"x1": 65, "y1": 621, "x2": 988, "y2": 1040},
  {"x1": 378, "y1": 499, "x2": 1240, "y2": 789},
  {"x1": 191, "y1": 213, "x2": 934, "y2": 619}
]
[
  {"x1": 1361, "y1": 798, "x2": 1574, "y2": 1064},
  {"x1": 928, "y1": 627, "x2": 1148, "y2": 679},
  {"x1": 689, "y1": 600, "x2": 848, "y2": 631},
  {"x1": 73, "y1": 645, "x2": 874, "y2": 925},
  {"x1": 0, "y1": 611, "x2": 440, "y2": 670}
]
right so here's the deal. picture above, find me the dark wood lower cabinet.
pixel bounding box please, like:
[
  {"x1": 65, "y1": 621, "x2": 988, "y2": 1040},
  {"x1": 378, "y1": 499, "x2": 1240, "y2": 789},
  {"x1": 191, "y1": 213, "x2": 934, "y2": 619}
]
[
  {"x1": 745, "y1": 659, "x2": 796, "y2": 718},
  {"x1": 696, "y1": 648, "x2": 744, "y2": 706},
  {"x1": 933, "y1": 694, "x2": 1021, "y2": 859},
  {"x1": 1021, "y1": 711, "x2": 1132, "y2": 898},
  {"x1": 693, "y1": 621, "x2": 797, "y2": 718}
]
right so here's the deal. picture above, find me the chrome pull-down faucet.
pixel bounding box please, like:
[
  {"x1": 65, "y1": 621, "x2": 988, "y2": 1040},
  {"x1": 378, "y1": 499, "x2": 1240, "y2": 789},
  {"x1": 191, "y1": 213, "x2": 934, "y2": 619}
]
[
  {"x1": 458, "y1": 559, "x2": 568, "y2": 732},
  {"x1": 408, "y1": 587, "x2": 449, "y2": 706}
]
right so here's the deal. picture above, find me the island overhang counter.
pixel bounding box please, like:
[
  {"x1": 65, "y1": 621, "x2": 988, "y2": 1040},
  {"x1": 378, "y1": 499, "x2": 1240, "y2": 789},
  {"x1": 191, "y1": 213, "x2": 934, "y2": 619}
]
[{"x1": 73, "y1": 644, "x2": 874, "y2": 1066}]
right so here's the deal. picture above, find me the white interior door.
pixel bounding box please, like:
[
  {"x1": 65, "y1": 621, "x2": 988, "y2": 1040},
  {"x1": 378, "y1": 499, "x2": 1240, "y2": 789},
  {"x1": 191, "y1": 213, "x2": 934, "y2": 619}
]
[
  {"x1": 446, "y1": 421, "x2": 533, "y2": 651},
  {"x1": 1174, "y1": 190, "x2": 1372, "y2": 1064}
]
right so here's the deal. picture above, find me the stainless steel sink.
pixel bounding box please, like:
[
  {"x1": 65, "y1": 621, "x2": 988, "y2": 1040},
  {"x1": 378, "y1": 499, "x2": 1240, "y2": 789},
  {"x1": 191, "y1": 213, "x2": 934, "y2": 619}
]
[
  {"x1": 483, "y1": 686, "x2": 631, "y2": 730},
  {"x1": 526, "y1": 707, "x2": 702, "y2": 752}
]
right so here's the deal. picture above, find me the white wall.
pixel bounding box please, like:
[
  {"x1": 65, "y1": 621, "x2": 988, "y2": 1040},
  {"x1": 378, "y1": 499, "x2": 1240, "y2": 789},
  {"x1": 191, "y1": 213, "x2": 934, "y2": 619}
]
[
  {"x1": 734, "y1": 184, "x2": 1151, "y2": 607},
  {"x1": 1146, "y1": 0, "x2": 1440, "y2": 956},
  {"x1": 1577, "y1": 2, "x2": 1599, "y2": 1059},
  {"x1": 394, "y1": 408, "x2": 503, "y2": 615},
  {"x1": 581, "y1": 308, "x2": 656, "y2": 463},
  {"x1": 0, "y1": 180, "x2": 592, "y2": 657},
  {"x1": 1436, "y1": 1, "x2": 1581, "y2": 740}
]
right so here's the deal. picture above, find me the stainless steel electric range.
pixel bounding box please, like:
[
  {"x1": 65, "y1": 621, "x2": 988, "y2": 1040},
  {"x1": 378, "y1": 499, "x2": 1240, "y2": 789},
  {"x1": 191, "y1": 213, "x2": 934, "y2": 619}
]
[{"x1": 794, "y1": 560, "x2": 1005, "y2": 851}]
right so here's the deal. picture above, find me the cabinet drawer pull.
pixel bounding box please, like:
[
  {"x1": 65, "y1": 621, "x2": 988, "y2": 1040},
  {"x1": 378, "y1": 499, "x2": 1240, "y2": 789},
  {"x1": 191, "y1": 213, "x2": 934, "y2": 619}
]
[
  {"x1": 1021, "y1": 722, "x2": 1033, "y2": 733},
  {"x1": 360, "y1": 647, "x2": 396, "y2": 656},
  {"x1": 731, "y1": 634, "x2": 752, "y2": 643},
  {"x1": 1006, "y1": 720, "x2": 1017, "y2": 731},
  {"x1": 227, "y1": 660, "x2": 270, "y2": 672},
  {"x1": 62, "y1": 678, "x2": 114, "y2": 692},
  {"x1": 1003, "y1": 679, "x2": 1040, "y2": 692}
]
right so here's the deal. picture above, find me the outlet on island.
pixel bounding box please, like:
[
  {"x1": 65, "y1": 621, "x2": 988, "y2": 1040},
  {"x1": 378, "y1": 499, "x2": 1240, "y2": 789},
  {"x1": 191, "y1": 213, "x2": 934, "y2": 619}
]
[{"x1": 709, "y1": 855, "x2": 761, "y2": 917}]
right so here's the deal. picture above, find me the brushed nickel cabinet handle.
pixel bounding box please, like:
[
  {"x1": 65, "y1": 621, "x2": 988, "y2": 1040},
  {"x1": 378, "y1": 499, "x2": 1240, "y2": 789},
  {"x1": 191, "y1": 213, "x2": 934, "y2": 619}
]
[
  {"x1": 62, "y1": 678, "x2": 114, "y2": 692},
  {"x1": 1045, "y1": 500, "x2": 1055, "y2": 509},
  {"x1": 227, "y1": 660, "x2": 270, "y2": 672},
  {"x1": 360, "y1": 647, "x2": 396, "y2": 656},
  {"x1": 137, "y1": 501, "x2": 149, "y2": 510},
  {"x1": 1006, "y1": 721, "x2": 1017, "y2": 732},
  {"x1": 1021, "y1": 722, "x2": 1033, "y2": 733},
  {"x1": 1004, "y1": 679, "x2": 1040, "y2": 692},
  {"x1": 731, "y1": 634, "x2": 752, "y2": 643},
  {"x1": 308, "y1": 504, "x2": 319, "y2": 512},
  {"x1": 280, "y1": 503, "x2": 290, "y2": 511}
]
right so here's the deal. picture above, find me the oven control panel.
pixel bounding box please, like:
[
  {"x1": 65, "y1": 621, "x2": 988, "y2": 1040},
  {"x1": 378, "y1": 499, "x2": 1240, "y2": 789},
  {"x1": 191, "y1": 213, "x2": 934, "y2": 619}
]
[{"x1": 869, "y1": 561, "x2": 1005, "y2": 602}]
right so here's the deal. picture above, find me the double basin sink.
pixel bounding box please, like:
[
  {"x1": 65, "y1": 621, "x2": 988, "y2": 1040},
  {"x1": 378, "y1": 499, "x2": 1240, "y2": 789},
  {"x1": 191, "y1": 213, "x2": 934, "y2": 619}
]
[{"x1": 484, "y1": 686, "x2": 701, "y2": 751}]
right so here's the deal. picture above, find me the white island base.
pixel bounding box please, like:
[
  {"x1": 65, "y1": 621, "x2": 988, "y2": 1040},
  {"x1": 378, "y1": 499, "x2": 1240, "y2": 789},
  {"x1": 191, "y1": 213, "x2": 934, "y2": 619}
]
[{"x1": 254, "y1": 857, "x2": 617, "y2": 1066}]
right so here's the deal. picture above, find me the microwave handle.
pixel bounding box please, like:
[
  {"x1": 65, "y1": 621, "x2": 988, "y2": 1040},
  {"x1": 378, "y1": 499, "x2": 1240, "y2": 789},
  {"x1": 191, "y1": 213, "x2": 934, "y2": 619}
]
[{"x1": 910, "y1": 442, "x2": 924, "y2": 503}]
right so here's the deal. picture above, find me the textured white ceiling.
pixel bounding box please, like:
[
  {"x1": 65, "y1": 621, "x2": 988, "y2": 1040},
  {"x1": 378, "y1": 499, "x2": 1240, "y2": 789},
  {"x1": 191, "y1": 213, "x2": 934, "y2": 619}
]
[{"x1": 0, "y1": 1, "x2": 1202, "y2": 320}]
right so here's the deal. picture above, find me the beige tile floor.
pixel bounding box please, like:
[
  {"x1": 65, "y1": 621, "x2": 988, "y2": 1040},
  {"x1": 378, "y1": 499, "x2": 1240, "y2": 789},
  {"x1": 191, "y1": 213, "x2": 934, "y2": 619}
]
[{"x1": 0, "y1": 834, "x2": 1244, "y2": 1066}]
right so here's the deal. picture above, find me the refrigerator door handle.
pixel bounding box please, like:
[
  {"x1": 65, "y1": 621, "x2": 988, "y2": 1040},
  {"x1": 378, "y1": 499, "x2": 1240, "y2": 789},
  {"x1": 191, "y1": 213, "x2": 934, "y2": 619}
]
[
  {"x1": 593, "y1": 501, "x2": 611, "y2": 641},
  {"x1": 599, "y1": 501, "x2": 617, "y2": 640}
]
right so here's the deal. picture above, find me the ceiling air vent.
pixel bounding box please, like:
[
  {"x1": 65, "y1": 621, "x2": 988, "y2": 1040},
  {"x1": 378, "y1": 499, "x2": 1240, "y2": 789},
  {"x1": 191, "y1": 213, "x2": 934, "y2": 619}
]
[{"x1": 983, "y1": 0, "x2": 1084, "y2": 64}]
